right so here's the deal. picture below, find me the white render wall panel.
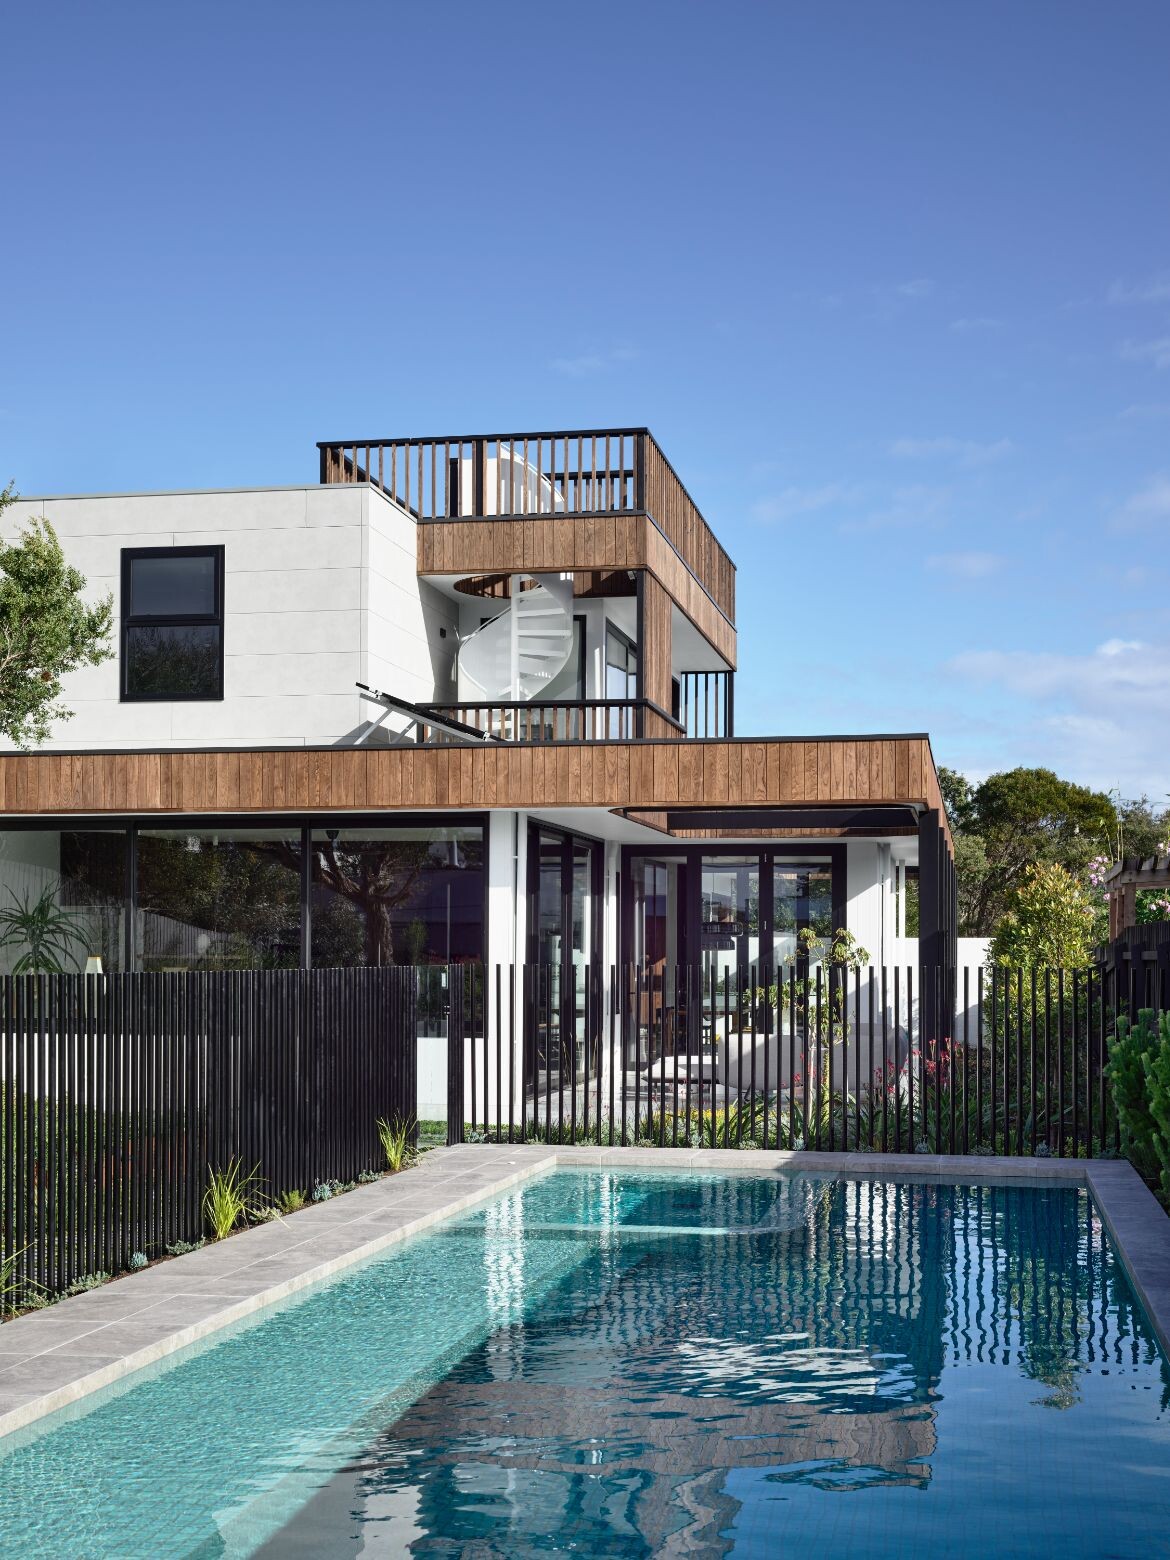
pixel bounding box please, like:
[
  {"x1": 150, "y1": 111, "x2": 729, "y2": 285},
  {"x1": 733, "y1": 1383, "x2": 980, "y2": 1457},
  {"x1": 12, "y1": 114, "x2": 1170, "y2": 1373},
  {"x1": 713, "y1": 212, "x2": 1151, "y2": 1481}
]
[{"x1": 0, "y1": 485, "x2": 441, "y2": 750}]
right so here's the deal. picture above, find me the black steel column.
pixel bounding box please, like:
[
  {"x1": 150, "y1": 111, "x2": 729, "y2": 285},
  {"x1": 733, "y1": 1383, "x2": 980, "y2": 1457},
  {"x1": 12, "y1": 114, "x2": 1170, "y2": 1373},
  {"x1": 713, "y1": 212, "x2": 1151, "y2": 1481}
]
[{"x1": 446, "y1": 964, "x2": 466, "y2": 1145}]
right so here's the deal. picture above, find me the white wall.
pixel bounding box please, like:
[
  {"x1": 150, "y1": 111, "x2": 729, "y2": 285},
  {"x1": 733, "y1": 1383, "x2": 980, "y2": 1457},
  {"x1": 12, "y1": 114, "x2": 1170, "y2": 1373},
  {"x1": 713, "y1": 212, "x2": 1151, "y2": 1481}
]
[
  {"x1": 2, "y1": 484, "x2": 443, "y2": 751},
  {"x1": 365, "y1": 488, "x2": 458, "y2": 710},
  {"x1": 846, "y1": 842, "x2": 886, "y2": 964}
]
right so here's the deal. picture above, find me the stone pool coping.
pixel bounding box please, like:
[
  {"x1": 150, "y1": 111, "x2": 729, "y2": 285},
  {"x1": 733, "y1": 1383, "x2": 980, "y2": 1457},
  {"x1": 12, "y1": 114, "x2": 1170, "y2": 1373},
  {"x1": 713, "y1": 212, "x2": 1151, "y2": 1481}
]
[{"x1": 1, "y1": 1145, "x2": 1167, "y2": 1441}]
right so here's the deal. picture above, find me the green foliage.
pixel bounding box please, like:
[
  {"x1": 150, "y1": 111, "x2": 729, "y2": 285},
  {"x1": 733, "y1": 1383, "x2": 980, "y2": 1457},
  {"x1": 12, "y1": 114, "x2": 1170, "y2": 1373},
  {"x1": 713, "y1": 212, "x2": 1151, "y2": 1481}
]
[
  {"x1": 0, "y1": 1244, "x2": 37, "y2": 1315},
  {"x1": 128, "y1": 1251, "x2": 148, "y2": 1271},
  {"x1": 937, "y1": 765, "x2": 976, "y2": 832},
  {"x1": 202, "y1": 1159, "x2": 264, "y2": 1240},
  {"x1": 944, "y1": 765, "x2": 1118, "y2": 936},
  {"x1": 989, "y1": 863, "x2": 1096, "y2": 971},
  {"x1": 0, "y1": 885, "x2": 87, "y2": 973},
  {"x1": 1114, "y1": 796, "x2": 1169, "y2": 862},
  {"x1": 276, "y1": 1188, "x2": 306, "y2": 1214},
  {"x1": 0, "y1": 490, "x2": 113, "y2": 748},
  {"x1": 1145, "y1": 1019, "x2": 1170, "y2": 1205},
  {"x1": 164, "y1": 1237, "x2": 205, "y2": 1257},
  {"x1": 64, "y1": 1271, "x2": 111, "y2": 1295},
  {"x1": 376, "y1": 1116, "x2": 416, "y2": 1172},
  {"x1": 1107, "y1": 1010, "x2": 1162, "y2": 1184}
]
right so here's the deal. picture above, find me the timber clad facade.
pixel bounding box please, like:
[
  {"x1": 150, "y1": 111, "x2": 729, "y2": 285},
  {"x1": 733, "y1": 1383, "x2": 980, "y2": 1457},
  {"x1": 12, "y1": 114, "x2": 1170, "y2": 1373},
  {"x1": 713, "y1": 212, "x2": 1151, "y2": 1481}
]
[
  {"x1": 0, "y1": 425, "x2": 956, "y2": 1106},
  {"x1": 0, "y1": 736, "x2": 946, "y2": 823}
]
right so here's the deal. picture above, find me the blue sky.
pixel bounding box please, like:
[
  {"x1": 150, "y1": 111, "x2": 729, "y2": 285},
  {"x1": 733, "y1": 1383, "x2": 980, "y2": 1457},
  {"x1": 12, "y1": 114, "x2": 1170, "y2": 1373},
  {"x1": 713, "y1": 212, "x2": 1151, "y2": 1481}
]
[{"x1": 2, "y1": 2, "x2": 1168, "y2": 800}]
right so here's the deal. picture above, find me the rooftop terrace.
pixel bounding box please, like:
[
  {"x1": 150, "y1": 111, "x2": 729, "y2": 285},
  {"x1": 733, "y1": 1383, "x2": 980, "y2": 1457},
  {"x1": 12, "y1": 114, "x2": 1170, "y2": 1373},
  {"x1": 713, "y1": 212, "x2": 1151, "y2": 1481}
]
[{"x1": 317, "y1": 426, "x2": 736, "y2": 624}]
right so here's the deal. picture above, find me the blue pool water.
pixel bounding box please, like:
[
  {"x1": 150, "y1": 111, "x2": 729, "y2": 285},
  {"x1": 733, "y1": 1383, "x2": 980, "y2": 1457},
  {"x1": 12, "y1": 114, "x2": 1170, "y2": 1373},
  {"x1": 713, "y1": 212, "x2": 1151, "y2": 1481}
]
[{"x1": 1, "y1": 1170, "x2": 1167, "y2": 1557}]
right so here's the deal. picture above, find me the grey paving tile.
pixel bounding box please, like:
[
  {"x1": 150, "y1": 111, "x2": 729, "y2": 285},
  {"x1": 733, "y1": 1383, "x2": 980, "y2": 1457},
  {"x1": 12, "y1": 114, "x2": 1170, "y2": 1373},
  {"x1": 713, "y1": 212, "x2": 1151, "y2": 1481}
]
[
  {"x1": 24, "y1": 1290, "x2": 164, "y2": 1325},
  {"x1": 0, "y1": 1350, "x2": 121, "y2": 1392},
  {"x1": 0, "y1": 1312, "x2": 110, "y2": 1357},
  {"x1": 117, "y1": 1293, "x2": 250, "y2": 1330}
]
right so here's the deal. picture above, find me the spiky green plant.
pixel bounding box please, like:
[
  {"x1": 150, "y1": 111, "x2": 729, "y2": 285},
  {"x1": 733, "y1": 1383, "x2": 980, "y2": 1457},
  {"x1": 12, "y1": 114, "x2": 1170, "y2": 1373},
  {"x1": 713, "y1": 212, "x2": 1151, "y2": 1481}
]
[
  {"x1": 276, "y1": 1188, "x2": 306, "y2": 1215},
  {"x1": 0, "y1": 1244, "x2": 33, "y2": 1315},
  {"x1": 376, "y1": 1117, "x2": 416, "y2": 1172},
  {"x1": 202, "y1": 1159, "x2": 264, "y2": 1240},
  {"x1": 0, "y1": 886, "x2": 86, "y2": 973}
]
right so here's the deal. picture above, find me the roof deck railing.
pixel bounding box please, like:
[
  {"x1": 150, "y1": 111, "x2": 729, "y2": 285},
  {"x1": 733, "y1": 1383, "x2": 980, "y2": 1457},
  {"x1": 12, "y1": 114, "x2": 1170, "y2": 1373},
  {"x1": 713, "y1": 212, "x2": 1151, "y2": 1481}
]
[{"x1": 318, "y1": 427, "x2": 736, "y2": 622}]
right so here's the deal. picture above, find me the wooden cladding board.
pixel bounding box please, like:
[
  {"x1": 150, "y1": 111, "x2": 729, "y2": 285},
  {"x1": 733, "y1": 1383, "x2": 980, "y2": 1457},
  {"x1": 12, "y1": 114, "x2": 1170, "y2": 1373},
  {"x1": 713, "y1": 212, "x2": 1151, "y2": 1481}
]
[
  {"x1": 0, "y1": 738, "x2": 948, "y2": 836},
  {"x1": 418, "y1": 515, "x2": 645, "y2": 575},
  {"x1": 643, "y1": 436, "x2": 736, "y2": 622},
  {"x1": 641, "y1": 524, "x2": 734, "y2": 666},
  {"x1": 639, "y1": 575, "x2": 674, "y2": 714},
  {"x1": 419, "y1": 513, "x2": 736, "y2": 666}
]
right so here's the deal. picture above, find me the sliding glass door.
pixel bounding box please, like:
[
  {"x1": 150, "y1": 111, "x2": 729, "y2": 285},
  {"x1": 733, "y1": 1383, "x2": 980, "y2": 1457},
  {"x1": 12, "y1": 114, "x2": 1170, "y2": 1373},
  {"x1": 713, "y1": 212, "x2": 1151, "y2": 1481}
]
[
  {"x1": 626, "y1": 847, "x2": 843, "y2": 976},
  {"x1": 527, "y1": 825, "x2": 601, "y2": 1113}
]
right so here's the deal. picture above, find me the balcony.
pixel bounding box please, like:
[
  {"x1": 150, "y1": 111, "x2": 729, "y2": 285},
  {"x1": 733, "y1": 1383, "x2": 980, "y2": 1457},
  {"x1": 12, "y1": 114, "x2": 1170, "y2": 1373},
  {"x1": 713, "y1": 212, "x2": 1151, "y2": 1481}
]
[
  {"x1": 417, "y1": 698, "x2": 684, "y2": 744},
  {"x1": 414, "y1": 672, "x2": 733, "y2": 745},
  {"x1": 317, "y1": 426, "x2": 736, "y2": 625}
]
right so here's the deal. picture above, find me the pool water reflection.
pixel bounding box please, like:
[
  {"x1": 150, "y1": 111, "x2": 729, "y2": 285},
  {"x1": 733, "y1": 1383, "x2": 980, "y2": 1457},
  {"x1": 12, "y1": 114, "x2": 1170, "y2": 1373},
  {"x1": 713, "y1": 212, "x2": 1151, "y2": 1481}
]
[{"x1": 1, "y1": 1171, "x2": 1166, "y2": 1558}]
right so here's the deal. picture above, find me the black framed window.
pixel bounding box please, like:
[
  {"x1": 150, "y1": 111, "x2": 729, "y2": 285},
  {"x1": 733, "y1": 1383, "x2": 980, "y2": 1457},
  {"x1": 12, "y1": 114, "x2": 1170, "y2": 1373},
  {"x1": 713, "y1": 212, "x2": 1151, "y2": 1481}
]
[
  {"x1": 605, "y1": 623, "x2": 637, "y2": 701},
  {"x1": 121, "y1": 546, "x2": 225, "y2": 701}
]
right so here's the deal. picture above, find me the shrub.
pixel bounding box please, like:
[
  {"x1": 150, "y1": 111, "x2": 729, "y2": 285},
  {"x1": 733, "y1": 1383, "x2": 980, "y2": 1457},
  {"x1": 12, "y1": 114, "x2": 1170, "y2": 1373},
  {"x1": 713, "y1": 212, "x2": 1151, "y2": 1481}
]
[
  {"x1": 203, "y1": 1160, "x2": 264, "y2": 1240},
  {"x1": 165, "y1": 1238, "x2": 205, "y2": 1257},
  {"x1": 1, "y1": 1245, "x2": 32, "y2": 1316},
  {"x1": 276, "y1": 1188, "x2": 306, "y2": 1215},
  {"x1": 990, "y1": 863, "x2": 1096, "y2": 970},
  {"x1": 376, "y1": 1117, "x2": 417, "y2": 1173},
  {"x1": 65, "y1": 1272, "x2": 111, "y2": 1295},
  {"x1": 1141, "y1": 1011, "x2": 1170, "y2": 1203},
  {"x1": 128, "y1": 1251, "x2": 148, "y2": 1271},
  {"x1": 1107, "y1": 1010, "x2": 1161, "y2": 1184}
]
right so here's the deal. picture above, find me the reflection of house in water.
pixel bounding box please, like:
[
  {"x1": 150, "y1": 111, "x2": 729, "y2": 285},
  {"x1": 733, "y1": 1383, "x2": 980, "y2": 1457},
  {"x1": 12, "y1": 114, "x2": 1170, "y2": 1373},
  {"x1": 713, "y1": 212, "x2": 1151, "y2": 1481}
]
[{"x1": 261, "y1": 1178, "x2": 960, "y2": 1556}]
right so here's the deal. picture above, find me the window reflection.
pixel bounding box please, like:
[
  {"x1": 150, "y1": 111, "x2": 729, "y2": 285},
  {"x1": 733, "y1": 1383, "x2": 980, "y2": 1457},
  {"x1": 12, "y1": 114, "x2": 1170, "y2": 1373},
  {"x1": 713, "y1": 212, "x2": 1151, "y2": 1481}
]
[
  {"x1": 0, "y1": 830, "x2": 126, "y2": 973},
  {"x1": 136, "y1": 830, "x2": 302, "y2": 971},
  {"x1": 310, "y1": 827, "x2": 483, "y2": 968}
]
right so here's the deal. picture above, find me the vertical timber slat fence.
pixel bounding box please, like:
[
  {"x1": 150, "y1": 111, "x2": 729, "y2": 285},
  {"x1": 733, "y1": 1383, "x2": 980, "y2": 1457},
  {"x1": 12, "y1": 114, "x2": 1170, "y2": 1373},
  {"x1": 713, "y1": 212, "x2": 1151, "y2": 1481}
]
[
  {"x1": 453, "y1": 961, "x2": 1167, "y2": 1157},
  {"x1": 1, "y1": 967, "x2": 416, "y2": 1301}
]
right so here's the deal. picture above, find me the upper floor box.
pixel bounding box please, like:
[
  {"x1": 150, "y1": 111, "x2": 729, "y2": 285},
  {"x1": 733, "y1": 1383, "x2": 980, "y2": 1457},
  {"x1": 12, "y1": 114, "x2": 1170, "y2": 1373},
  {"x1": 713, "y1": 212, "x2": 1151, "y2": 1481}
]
[
  {"x1": 2, "y1": 483, "x2": 458, "y2": 750},
  {"x1": 4, "y1": 429, "x2": 737, "y2": 752}
]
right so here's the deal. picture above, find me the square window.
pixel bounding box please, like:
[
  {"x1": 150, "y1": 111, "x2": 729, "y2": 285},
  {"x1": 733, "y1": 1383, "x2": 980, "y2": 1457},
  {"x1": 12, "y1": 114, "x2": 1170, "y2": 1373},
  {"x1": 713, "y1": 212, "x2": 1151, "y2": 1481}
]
[{"x1": 121, "y1": 546, "x2": 224, "y2": 702}]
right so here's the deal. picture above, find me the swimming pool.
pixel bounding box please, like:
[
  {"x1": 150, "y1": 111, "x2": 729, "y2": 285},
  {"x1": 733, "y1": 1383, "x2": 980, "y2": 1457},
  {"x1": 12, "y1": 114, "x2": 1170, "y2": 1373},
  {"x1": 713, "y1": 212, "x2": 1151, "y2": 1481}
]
[{"x1": 1, "y1": 1169, "x2": 1167, "y2": 1557}]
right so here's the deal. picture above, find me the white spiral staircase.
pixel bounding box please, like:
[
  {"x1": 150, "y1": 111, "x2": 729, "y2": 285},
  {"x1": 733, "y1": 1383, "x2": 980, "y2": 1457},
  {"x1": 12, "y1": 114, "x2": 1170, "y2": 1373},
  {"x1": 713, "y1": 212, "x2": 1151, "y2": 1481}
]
[{"x1": 456, "y1": 575, "x2": 576, "y2": 708}]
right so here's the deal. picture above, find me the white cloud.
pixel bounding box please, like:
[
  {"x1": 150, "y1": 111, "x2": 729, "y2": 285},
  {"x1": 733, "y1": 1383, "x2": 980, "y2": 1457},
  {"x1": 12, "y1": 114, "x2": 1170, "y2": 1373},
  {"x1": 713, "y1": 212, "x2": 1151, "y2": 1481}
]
[
  {"x1": 1118, "y1": 402, "x2": 1170, "y2": 421},
  {"x1": 889, "y1": 435, "x2": 1013, "y2": 469},
  {"x1": 925, "y1": 551, "x2": 1003, "y2": 580},
  {"x1": 1098, "y1": 637, "x2": 1145, "y2": 656},
  {"x1": 949, "y1": 316, "x2": 1002, "y2": 333},
  {"x1": 838, "y1": 482, "x2": 952, "y2": 535},
  {"x1": 750, "y1": 482, "x2": 862, "y2": 524},
  {"x1": 1112, "y1": 474, "x2": 1170, "y2": 529},
  {"x1": 1120, "y1": 337, "x2": 1170, "y2": 370},
  {"x1": 867, "y1": 277, "x2": 937, "y2": 321},
  {"x1": 1108, "y1": 272, "x2": 1170, "y2": 305},
  {"x1": 948, "y1": 638, "x2": 1170, "y2": 795},
  {"x1": 550, "y1": 345, "x2": 638, "y2": 378}
]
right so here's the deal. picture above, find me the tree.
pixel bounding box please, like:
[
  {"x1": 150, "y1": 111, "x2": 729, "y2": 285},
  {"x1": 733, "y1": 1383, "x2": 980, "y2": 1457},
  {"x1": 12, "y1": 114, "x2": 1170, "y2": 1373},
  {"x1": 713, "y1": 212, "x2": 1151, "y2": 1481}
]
[
  {"x1": 937, "y1": 765, "x2": 975, "y2": 833},
  {"x1": 948, "y1": 767, "x2": 1116, "y2": 936},
  {"x1": 988, "y1": 862, "x2": 1097, "y2": 971},
  {"x1": 0, "y1": 486, "x2": 113, "y2": 747},
  {"x1": 1113, "y1": 794, "x2": 1170, "y2": 862}
]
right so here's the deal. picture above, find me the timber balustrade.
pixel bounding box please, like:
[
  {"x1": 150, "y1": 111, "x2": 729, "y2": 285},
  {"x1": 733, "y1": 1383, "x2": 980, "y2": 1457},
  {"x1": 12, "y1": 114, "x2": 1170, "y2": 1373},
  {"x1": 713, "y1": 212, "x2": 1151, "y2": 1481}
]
[
  {"x1": 417, "y1": 699, "x2": 684, "y2": 744},
  {"x1": 318, "y1": 427, "x2": 736, "y2": 622}
]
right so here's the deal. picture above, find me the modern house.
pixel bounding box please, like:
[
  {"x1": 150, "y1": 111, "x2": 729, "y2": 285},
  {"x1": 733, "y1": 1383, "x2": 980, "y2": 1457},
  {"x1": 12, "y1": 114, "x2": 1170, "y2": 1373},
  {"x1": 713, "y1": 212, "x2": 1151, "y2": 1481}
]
[{"x1": 0, "y1": 428, "x2": 957, "y2": 1110}]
